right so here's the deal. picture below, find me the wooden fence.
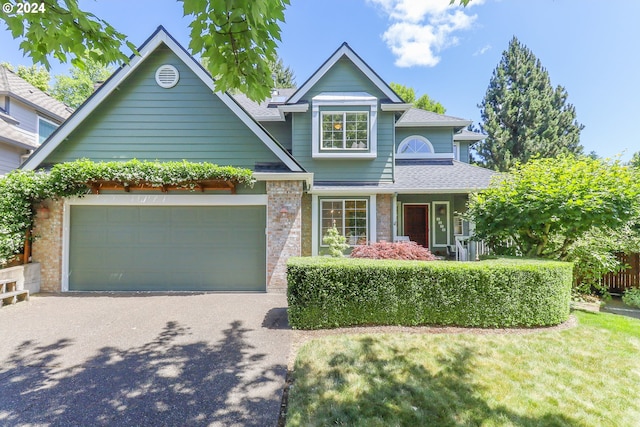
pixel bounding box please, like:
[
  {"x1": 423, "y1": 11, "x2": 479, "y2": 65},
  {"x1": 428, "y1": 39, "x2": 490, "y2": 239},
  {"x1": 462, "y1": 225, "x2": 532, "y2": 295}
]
[{"x1": 602, "y1": 253, "x2": 640, "y2": 294}]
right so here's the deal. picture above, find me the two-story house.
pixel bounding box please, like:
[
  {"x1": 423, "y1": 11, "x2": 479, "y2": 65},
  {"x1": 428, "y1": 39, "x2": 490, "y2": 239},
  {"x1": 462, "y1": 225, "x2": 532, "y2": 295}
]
[
  {"x1": 0, "y1": 66, "x2": 72, "y2": 175},
  {"x1": 21, "y1": 27, "x2": 494, "y2": 293}
]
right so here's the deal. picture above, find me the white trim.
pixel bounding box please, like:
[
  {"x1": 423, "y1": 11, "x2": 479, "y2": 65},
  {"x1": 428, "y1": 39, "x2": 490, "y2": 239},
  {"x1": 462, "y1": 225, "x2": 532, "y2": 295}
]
[
  {"x1": 392, "y1": 193, "x2": 398, "y2": 242},
  {"x1": 61, "y1": 194, "x2": 268, "y2": 291},
  {"x1": 253, "y1": 172, "x2": 313, "y2": 187},
  {"x1": 311, "y1": 195, "x2": 319, "y2": 256},
  {"x1": 432, "y1": 201, "x2": 450, "y2": 247},
  {"x1": 396, "y1": 120, "x2": 473, "y2": 128},
  {"x1": 22, "y1": 28, "x2": 302, "y2": 172},
  {"x1": 397, "y1": 135, "x2": 434, "y2": 158},
  {"x1": 312, "y1": 94, "x2": 378, "y2": 159},
  {"x1": 288, "y1": 44, "x2": 402, "y2": 104},
  {"x1": 309, "y1": 187, "x2": 482, "y2": 195},
  {"x1": 277, "y1": 103, "x2": 309, "y2": 113},
  {"x1": 36, "y1": 116, "x2": 58, "y2": 145},
  {"x1": 318, "y1": 198, "x2": 370, "y2": 248},
  {"x1": 398, "y1": 153, "x2": 455, "y2": 160},
  {"x1": 369, "y1": 194, "x2": 377, "y2": 243},
  {"x1": 453, "y1": 141, "x2": 460, "y2": 161},
  {"x1": 380, "y1": 103, "x2": 412, "y2": 112},
  {"x1": 320, "y1": 110, "x2": 369, "y2": 151},
  {"x1": 65, "y1": 194, "x2": 268, "y2": 206}
]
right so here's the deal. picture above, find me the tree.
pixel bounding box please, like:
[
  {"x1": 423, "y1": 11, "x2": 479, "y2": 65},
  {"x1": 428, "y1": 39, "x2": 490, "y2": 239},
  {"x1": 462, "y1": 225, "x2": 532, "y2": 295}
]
[
  {"x1": 269, "y1": 57, "x2": 296, "y2": 88},
  {"x1": 476, "y1": 37, "x2": 584, "y2": 171},
  {"x1": 1, "y1": 63, "x2": 51, "y2": 92},
  {"x1": 1, "y1": 0, "x2": 469, "y2": 102},
  {"x1": 390, "y1": 82, "x2": 446, "y2": 114},
  {"x1": 630, "y1": 151, "x2": 640, "y2": 168},
  {"x1": 52, "y1": 59, "x2": 113, "y2": 108},
  {"x1": 466, "y1": 155, "x2": 640, "y2": 260}
]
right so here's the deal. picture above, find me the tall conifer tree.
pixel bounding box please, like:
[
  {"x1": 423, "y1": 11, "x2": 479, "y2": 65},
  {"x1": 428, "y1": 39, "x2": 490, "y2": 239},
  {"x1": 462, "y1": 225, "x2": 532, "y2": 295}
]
[{"x1": 476, "y1": 37, "x2": 584, "y2": 171}]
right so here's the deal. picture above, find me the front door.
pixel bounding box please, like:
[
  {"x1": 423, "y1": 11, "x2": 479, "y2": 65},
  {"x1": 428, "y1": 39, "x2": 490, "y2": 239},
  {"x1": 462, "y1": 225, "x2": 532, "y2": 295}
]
[{"x1": 404, "y1": 205, "x2": 429, "y2": 248}]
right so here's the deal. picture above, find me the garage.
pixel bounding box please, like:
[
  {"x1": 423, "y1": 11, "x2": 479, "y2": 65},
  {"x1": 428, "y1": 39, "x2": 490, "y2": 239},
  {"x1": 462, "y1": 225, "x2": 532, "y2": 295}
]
[{"x1": 68, "y1": 204, "x2": 266, "y2": 291}]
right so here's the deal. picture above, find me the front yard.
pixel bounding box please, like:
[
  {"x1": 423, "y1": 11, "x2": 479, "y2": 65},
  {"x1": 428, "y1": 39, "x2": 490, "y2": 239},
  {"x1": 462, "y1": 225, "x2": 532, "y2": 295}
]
[{"x1": 286, "y1": 310, "x2": 640, "y2": 426}]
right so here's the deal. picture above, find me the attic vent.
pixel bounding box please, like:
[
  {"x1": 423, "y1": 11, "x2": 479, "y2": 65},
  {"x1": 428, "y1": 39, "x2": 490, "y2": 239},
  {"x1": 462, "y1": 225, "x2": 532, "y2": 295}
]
[{"x1": 155, "y1": 65, "x2": 179, "y2": 88}]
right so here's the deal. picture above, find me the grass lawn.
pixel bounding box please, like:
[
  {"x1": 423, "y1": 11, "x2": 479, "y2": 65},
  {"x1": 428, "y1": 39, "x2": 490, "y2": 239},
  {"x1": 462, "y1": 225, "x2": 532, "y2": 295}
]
[{"x1": 286, "y1": 311, "x2": 640, "y2": 427}]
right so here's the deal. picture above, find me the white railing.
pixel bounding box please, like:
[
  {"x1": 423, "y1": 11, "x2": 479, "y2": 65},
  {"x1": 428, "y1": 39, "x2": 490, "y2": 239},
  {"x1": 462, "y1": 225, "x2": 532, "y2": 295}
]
[{"x1": 455, "y1": 237, "x2": 469, "y2": 261}]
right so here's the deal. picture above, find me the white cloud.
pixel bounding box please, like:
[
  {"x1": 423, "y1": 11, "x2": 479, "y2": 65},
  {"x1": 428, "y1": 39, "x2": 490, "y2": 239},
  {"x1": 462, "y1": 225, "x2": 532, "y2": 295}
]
[
  {"x1": 473, "y1": 44, "x2": 492, "y2": 56},
  {"x1": 367, "y1": 0, "x2": 483, "y2": 67}
]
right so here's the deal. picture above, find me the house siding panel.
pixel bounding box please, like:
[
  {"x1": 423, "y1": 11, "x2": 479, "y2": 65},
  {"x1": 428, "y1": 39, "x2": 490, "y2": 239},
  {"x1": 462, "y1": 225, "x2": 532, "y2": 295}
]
[
  {"x1": 0, "y1": 145, "x2": 23, "y2": 174},
  {"x1": 44, "y1": 46, "x2": 282, "y2": 170},
  {"x1": 459, "y1": 141, "x2": 470, "y2": 163},
  {"x1": 10, "y1": 100, "x2": 38, "y2": 134},
  {"x1": 261, "y1": 118, "x2": 292, "y2": 152},
  {"x1": 290, "y1": 57, "x2": 393, "y2": 182},
  {"x1": 396, "y1": 127, "x2": 453, "y2": 154}
]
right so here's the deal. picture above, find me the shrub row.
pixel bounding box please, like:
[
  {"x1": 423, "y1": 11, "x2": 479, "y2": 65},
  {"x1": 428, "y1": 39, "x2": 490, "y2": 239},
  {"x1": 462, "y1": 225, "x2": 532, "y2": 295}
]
[
  {"x1": 287, "y1": 257, "x2": 573, "y2": 329},
  {"x1": 351, "y1": 241, "x2": 436, "y2": 260}
]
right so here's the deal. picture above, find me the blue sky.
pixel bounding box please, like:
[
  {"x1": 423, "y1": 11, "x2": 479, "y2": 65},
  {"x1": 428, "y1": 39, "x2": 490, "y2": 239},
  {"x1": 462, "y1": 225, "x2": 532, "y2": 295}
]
[{"x1": 1, "y1": 0, "x2": 638, "y2": 159}]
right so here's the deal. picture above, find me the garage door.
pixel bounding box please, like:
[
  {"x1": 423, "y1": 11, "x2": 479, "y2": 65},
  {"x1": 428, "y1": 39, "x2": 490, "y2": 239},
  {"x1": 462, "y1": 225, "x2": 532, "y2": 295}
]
[{"x1": 68, "y1": 205, "x2": 266, "y2": 291}]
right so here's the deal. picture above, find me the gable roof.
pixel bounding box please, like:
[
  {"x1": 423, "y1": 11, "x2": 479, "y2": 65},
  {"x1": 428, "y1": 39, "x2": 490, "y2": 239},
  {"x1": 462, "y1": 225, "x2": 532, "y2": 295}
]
[
  {"x1": 21, "y1": 26, "x2": 304, "y2": 172},
  {"x1": 0, "y1": 66, "x2": 72, "y2": 122},
  {"x1": 396, "y1": 108, "x2": 472, "y2": 128},
  {"x1": 287, "y1": 43, "x2": 403, "y2": 104}
]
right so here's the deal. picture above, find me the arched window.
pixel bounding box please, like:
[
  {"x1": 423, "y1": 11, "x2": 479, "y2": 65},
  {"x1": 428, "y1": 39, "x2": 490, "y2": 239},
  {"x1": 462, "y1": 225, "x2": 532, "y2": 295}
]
[{"x1": 397, "y1": 136, "x2": 434, "y2": 158}]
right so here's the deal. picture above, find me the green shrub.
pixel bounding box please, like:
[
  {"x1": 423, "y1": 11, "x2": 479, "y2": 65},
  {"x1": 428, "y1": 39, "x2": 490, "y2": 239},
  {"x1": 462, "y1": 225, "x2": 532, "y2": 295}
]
[
  {"x1": 622, "y1": 288, "x2": 640, "y2": 308},
  {"x1": 322, "y1": 226, "x2": 348, "y2": 258},
  {"x1": 287, "y1": 257, "x2": 573, "y2": 329}
]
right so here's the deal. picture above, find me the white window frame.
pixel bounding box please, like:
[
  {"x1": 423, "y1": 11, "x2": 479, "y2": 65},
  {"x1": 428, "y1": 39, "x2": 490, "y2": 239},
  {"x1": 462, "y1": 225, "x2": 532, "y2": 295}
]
[
  {"x1": 36, "y1": 116, "x2": 58, "y2": 145},
  {"x1": 396, "y1": 135, "x2": 455, "y2": 160},
  {"x1": 453, "y1": 141, "x2": 460, "y2": 161},
  {"x1": 319, "y1": 198, "x2": 369, "y2": 247},
  {"x1": 312, "y1": 93, "x2": 377, "y2": 159},
  {"x1": 432, "y1": 201, "x2": 450, "y2": 247},
  {"x1": 320, "y1": 111, "x2": 369, "y2": 150}
]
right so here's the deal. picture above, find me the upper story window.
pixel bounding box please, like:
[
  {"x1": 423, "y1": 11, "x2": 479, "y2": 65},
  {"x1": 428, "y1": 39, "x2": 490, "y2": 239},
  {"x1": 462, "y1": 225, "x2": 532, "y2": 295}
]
[
  {"x1": 397, "y1": 135, "x2": 435, "y2": 159},
  {"x1": 37, "y1": 117, "x2": 58, "y2": 145},
  {"x1": 321, "y1": 112, "x2": 368, "y2": 150},
  {"x1": 312, "y1": 92, "x2": 377, "y2": 159}
]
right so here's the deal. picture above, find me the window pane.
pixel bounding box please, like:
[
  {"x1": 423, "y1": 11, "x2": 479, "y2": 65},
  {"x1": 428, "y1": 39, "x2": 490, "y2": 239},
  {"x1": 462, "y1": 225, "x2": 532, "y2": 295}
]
[
  {"x1": 345, "y1": 112, "x2": 368, "y2": 149},
  {"x1": 321, "y1": 200, "x2": 344, "y2": 242},
  {"x1": 322, "y1": 114, "x2": 343, "y2": 149},
  {"x1": 38, "y1": 119, "x2": 57, "y2": 145},
  {"x1": 344, "y1": 199, "x2": 367, "y2": 245}
]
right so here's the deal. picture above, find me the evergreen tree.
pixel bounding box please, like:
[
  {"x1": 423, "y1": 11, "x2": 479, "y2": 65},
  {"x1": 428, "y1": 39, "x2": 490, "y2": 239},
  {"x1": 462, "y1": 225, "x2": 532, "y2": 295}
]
[
  {"x1": 269, "y1": 57, "x2": 296, "y2": 88},
  {"x1": 476, "y1": 37, "x2": 584, "y2": 171}
]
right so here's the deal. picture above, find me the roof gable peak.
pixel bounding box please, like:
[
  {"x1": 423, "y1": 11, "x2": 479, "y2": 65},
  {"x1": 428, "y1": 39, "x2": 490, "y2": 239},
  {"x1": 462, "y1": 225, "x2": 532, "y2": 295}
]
[{"x1": 287, "y1": 42, "x2": 402, "y2": 104}]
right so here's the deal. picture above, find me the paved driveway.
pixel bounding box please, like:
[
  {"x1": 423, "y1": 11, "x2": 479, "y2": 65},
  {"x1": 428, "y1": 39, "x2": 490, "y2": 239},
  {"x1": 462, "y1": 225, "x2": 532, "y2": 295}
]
[{"x1": 0, "y1": 293, "x2": 291, "y2": 427}]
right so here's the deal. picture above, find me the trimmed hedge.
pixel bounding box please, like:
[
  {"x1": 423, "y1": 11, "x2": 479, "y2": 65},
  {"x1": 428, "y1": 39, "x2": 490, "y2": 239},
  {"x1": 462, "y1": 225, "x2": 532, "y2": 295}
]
[{"x1": 287, "y1": 257, "x2": 573, "y2": 329}]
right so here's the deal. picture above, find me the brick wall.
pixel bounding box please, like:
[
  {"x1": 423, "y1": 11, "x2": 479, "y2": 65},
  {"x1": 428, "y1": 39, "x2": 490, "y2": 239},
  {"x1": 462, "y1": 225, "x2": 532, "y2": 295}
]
[
  {"x1": 376, "y1": 194, "x2": 392, "y2": 242},
  {"x1": 31, "y1": 198, "x2": 64, "y2": 292},
  {"x1": 266, "y1": 181, "x2": 304, "y2": 292},
  {"x1": 301, "y1": 193, "x2": 312, "y2": 257}
]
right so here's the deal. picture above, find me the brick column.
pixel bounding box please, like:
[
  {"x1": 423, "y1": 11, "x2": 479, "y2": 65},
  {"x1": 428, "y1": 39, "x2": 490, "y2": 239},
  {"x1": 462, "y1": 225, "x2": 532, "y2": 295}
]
[
  {"x1": 266, "y1": 181, "x2": 304, "y2": 292},
  {"x1": 31, "y1": 198, "x2": 64, "y2": 292},
  {"x1": 376, "y1": 194, "x2": 392, "y2": 242}
]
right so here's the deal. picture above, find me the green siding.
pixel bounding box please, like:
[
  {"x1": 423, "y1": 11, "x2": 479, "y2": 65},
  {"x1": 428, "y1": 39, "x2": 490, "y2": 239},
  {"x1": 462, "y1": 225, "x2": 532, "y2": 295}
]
[
  {"x1": 291, "y1": 57, "x2": 394, "y2": 182},
  {"x1": 45, "y1": 46, "x2": 282, "y2": 169},
  {"x1": 262, "y1": 118, "x2": 292, "y2": 152},
  {"x1": 69, "y1": 205, "x2": 266, "y2": 291},
  {"x1": 458, "y1": 141, "x2": 470, "y2": 163},
  {"x1": 396, "y1": 127, "x2": 454, "y2": 154}
]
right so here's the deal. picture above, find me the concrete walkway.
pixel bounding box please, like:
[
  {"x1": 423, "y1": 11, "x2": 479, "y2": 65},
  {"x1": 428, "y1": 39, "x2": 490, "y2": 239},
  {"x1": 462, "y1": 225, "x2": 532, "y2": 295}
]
[{"x1": 0, "y1": 293, "x2": 290, "y2": 427}]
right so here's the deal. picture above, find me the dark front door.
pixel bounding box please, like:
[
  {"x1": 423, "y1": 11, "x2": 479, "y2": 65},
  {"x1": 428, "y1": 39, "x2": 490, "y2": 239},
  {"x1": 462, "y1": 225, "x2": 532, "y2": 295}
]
[{"x1": 404, "y1": 205, "x2": 429, "y2": 248}]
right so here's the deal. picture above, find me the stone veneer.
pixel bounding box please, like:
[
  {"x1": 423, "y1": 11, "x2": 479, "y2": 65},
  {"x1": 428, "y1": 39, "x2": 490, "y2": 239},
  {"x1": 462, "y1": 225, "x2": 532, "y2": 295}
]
[
  {"x1": 266, "y1": 180, "x2": 304, "y2": 292},
  {"x1": 31, "y1": 198, "x2": 64, "y2": 292},
  {"x1": 376, "y1": 194, "x2": 392, "y2": 242}
]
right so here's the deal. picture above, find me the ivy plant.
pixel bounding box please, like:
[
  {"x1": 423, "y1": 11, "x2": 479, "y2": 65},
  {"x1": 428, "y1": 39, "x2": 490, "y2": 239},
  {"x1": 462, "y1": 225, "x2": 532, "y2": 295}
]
[{"x1": 0, "y1": 159, "x2": 254, "y2": 266}]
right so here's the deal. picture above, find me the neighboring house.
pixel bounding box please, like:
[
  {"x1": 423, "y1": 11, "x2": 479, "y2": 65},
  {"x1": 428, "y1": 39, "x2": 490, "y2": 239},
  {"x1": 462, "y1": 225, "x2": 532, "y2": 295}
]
[
  {"x1": 21, "y1": 26, "x2": 494, "y2": 293},
  {"x1": 0, "y1": 66, "x2": 72, "y2": 175}
]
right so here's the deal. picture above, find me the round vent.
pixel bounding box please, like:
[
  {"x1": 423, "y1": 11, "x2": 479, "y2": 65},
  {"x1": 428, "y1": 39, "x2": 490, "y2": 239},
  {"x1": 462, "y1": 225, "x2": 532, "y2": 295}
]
[{"x1": 155, "y1": 65, "x2": 179, "y2": 88}]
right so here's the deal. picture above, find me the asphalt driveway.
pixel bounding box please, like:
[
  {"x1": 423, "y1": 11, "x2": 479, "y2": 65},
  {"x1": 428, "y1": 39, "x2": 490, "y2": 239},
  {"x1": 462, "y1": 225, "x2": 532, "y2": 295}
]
[{"x1": 0, "y1": 292, "x2": 291, "y2": 427}]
